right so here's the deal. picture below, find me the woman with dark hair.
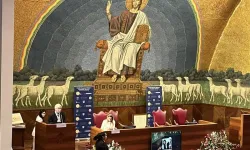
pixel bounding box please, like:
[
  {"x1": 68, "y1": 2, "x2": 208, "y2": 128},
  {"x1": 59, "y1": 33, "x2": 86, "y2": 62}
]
[
  {"x1": 94, "y1": 132, "x2": 108, "y2": 150},
  {"x1": 32, "y1": 109, "x2": 46, "y2": 150}
]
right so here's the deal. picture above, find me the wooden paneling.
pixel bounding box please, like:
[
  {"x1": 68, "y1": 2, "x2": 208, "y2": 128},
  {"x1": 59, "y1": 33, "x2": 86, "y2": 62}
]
[
  {"x1": 226, "y1": 107, "x2": 240, "y2": 129},
  {"x1": 91, "y1": 120, "x2": 218, "y2": 150},
  {"x1": 12, "y1": 127, "x2": 25, "y2": 150},
  {"x1": 35, "y1": 122, "x2": 75, "y2": 150},
  {"x1": 229, "y1": 117, "x2": 241, "y2": 143},
  {"x1": 241, "y1": 114, "x2": 250, "y2": 149},
  {"x1": 194, "y1": 104, "x2": 248, "y2": 131},
  {"x1": 213, "y1": 106, "x2": 226, "y2": 129},
  {"x1": 229, "y1": 114, "x2": 250, "y2": 149},
  {"x1": 192, "y1": 104, "x2": 203, "y2": 121},
  {"x1": 200, "y1": 104, "x2": 214, "y2": 122},
  {"x1": 15, "y1": 104, "x2": 250, "y2": 142}
]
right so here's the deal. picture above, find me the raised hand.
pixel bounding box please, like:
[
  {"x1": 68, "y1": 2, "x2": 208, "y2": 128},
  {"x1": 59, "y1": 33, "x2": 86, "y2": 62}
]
[{"x1": 106, "y1": 0, "x2": 112, "y2": 13}]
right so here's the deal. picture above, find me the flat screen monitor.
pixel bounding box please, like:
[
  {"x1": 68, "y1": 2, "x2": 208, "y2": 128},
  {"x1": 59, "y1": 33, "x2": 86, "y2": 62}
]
[{"x1": 151, "y1": 131, "x2": 181, "y2": 150}]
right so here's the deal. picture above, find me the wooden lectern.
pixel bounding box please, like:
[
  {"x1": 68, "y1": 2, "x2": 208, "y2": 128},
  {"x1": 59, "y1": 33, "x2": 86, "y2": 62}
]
[
  {"x1": 229, "y1": 114, "x2": 250, "y2": 149},
  {"x1": 35, "y1": 122, "x2": 76, "y2": 150},
  {"x1": 12, "y1": 125, "x2": 25, "y2": 150}
]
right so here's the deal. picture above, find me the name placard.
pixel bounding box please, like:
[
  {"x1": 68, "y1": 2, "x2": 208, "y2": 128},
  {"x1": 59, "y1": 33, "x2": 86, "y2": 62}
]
[
  {"x1": 56, "y1": 123, "x2": 67, "y2": 128},
  {"x1": 111, "y1": 129, "x2": 120, "y2": 134}
]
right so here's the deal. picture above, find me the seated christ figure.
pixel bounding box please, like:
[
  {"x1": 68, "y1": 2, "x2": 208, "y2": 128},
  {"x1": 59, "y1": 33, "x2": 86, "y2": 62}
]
[{"x1": 103, "y1": 0, "x2": 151, "y2": 82}]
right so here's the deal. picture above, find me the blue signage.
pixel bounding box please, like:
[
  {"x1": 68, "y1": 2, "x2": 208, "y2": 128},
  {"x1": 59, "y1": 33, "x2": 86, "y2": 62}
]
[
  {"x1": 74, "y1": 86, "x2": 94, "y2": 139},
  {"x1": 146, "y1": 86, "x2": 163, "y2": 127}
]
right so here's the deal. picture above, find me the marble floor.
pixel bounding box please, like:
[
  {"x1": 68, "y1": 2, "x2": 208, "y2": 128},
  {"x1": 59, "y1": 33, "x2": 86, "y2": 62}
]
[{"x1": 24, "y1": 140, "x2": 91, "y2": 150}]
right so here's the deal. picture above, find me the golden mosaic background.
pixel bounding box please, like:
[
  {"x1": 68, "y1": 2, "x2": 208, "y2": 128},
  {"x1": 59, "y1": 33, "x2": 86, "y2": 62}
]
[
  {"x1": 14, "y1": 0, "x2": 51, "y2": 71},
  {"x1": 209, "y1": 0, "x2": 250, "y2": 74},
  {"x1": 194, "y1": 0, "x2": 241, "y2": 71},
  {"x1": 14, "y1": 0, "x2": 249, "y2": 73}
]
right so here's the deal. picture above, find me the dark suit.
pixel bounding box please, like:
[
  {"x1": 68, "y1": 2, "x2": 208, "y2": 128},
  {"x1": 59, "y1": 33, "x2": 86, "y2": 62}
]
[
  {"x1": 162, "y1": 144, "x2": 167, "y2": 149},
  {"x1": 95, "y1": 140, "x2": 108, "y2": 150},
  {"x1": 48, "y1": 112, "x2": 66, "y2": 124}
]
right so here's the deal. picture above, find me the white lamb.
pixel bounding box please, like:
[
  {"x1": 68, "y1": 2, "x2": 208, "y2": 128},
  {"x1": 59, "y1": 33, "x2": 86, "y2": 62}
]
[
  {"x1": 41, "y1": 76, "x2": 74, "y2": 106},
  {"x1": 158, "y1": 76, "x2": 178, "y2": 102}
]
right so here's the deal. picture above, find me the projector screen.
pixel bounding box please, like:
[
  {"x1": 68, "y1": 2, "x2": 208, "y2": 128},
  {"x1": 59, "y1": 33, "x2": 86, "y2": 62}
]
[{"x1": 151, "y1": 131, "x2": 181, "y2": 150}]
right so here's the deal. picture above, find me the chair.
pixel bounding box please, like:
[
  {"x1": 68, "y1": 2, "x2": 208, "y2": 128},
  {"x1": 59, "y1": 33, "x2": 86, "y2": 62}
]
[
  {"x1": 108, "y1": 110, "x2": 118, "y2": 122},
  {"x1": 107, "y1": 110, "x2": 135, "y2": 129},
  {"x1": 93, "y1": 111, "x2": 108, "y2": 128},
  {"x1": 93, "y1": 25, "x2": 151, "y2": 102},
  {"x1": 172, "y1": 108, "x2": 188, "y2": 125},
  {"x1": 152, "y1": 109, "x2": 171, "y2": 127}
]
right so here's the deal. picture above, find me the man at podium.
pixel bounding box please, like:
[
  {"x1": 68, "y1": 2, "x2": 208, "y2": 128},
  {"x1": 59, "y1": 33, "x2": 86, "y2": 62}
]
[{"x1": 48, "y1": 104, "x2": 66, "y2": 124}]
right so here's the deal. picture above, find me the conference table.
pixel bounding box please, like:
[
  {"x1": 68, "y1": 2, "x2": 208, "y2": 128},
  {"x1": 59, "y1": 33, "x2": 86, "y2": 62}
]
[{"x1": 91, "y1": 120, "x2": 218, "y2": 150}]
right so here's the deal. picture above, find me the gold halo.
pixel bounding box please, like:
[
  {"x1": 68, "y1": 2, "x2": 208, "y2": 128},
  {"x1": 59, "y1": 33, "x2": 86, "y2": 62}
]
[{"x1": 126, "y1": 0, "x2": 149, "y2": 11}]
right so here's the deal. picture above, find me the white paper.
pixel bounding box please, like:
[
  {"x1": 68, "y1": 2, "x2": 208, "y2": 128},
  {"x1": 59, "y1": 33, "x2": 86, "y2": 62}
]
[
  {"x1": 133, "y1": 114, "x2": 147, "y2": 128},
  {"x1": 56, "y1": 123, "x2": 67, "y2": 128}
]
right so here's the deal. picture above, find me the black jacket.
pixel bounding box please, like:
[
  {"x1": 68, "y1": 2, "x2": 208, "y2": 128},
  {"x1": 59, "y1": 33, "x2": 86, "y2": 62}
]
[
  {"x1": 95, "y1": 140, "x2": 108, "y2": 150},
  {"x1": 48, "y1": 112, "x2": 66, "y2": 124}
]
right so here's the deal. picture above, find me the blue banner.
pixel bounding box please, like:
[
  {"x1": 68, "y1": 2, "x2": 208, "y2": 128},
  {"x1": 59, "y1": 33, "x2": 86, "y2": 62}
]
[
  {"x1": 74, "y1": 86, "x2": 94, "y2": 139},
  {"x1": 146, "y1": 86, "x2": 162, "y2": 127}
]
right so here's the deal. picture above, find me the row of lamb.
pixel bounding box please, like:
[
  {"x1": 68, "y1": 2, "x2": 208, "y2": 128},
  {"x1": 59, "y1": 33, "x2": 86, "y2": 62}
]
[
  {"x1": 13, "y1": 76, "x2": 74, "y2": 107},
  {"x1": 207, "y1": 77, "x2": 250, "y2": 106},
  {"x1": 158, "y1": 76, "x2": 204, "y2": 102}
]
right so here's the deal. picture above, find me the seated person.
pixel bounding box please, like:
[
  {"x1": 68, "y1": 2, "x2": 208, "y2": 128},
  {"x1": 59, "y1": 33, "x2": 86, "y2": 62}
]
[
  {"x1": 101, "y1": 113, "x2": 116, "y2": 131},
  {"x1": 32, "y1": 109, "x2": 46, "y2": 150},
  {"x1": 48, "y1": 104, "x2": 66, "y2": 124}
]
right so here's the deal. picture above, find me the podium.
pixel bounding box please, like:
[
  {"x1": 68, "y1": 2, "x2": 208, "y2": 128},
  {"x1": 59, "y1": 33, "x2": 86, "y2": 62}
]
[
  {"x1": 12, "y1": 125, "x2": 25, "y2": 150},
  {"x1": 35, "y1": 122, "x2": 76, "y2": 150}
]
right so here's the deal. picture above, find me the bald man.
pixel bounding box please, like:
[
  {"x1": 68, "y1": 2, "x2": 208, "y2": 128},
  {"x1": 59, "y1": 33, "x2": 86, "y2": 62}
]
[{"x1": 48, "y1": 104, "x2": 66, "y2": 124}]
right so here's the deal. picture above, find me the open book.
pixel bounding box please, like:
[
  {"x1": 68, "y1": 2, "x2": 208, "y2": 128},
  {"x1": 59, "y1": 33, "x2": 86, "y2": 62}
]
[{"x1": 12, "y1": 113, "x2": 25, "y2": 128}]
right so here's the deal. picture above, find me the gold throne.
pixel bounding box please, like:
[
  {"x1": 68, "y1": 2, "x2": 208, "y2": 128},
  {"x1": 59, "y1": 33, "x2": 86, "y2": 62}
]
[{"x1": 93, "y1": 24, "x2": 150, "y2": 102}]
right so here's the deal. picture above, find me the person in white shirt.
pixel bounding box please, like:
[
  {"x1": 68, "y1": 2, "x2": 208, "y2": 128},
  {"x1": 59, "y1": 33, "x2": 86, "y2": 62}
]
[
  {"x1": 32, "y1": 109, "x2": 46, "y2": 150},
  {"x1": 101, "y1": 113, "x2": 116, "y2": 131}
]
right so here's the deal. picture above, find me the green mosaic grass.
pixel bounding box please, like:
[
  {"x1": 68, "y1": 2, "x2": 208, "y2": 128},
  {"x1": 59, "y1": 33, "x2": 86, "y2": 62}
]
[{"x1": 13, "y1": 81, "x2": 250, "y2": 109}]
